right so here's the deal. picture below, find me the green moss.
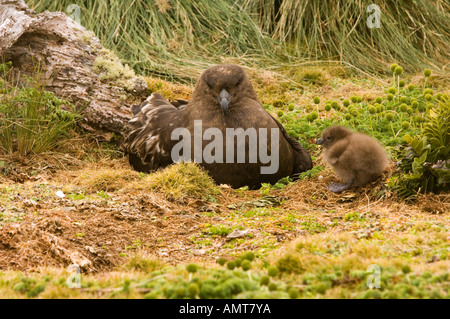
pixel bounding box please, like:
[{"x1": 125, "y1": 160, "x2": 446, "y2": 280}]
[
  {"x1": 241, "y1": 260, "x2": 251, "y2": 271},
  {"x1": 79, "y1": 30, "x2": 96, "y2": 44},
  {"x1": 187, "y1": 283, "x2": 200, "y2": 298},
  {"x1": 268, "y1": 282, "x2": 277, "y2": 291},
  {"x1": 186, "y1": 264, "x2": 198, "y2": 273},
  {"x1": 92, "y1": 48, "x2": 142, "y2": 90},
  {"x1": 217, "y1": 257, "x2": 227, "y2": 266},
  {"x1": 260, "y1": 275, "x2": 270, "y2": 286},
  {"x1": 227, "y1": 261, "x2": 236, "y2": 270},
  {"x1": 199, "y1": 283, "x2": 215, "y2": 299},
  {"x1": 288, "y1": 287, "x2": 299, "y2": 299},
  {"x1": 268, "y1": 266, "x2": 279, "y2": 277},
  {"x1": 242, "y1": 251, "x2": 255, "y2": 261}
]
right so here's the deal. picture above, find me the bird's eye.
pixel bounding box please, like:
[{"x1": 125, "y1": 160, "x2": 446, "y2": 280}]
[
  {"x1": 236, "y1": 78, "x2": 243, "y2": 86},
  {"x1": 326, "y1": 136, "x2": 332, "y2": 140}
]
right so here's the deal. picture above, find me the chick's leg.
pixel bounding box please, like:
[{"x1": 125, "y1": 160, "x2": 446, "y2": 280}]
[{"x1": 328, "y1": 178, "x2": 354, "y2": 193}]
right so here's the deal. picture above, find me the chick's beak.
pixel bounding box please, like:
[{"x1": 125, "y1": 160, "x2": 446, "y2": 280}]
[
  {"x1": 217, "y1": 89, "x2": 232, "y2": 114},
  {"x1": 316, "y1": 138, "x2": 324, "y2": 145}
]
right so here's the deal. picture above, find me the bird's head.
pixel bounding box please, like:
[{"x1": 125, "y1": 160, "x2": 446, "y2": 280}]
[
  {"x1": 316, "y1": 125, "x2": 352, "y2": 148},
  {"x1": 196, "y1": 64, "x2": 253, "y2": 114}
]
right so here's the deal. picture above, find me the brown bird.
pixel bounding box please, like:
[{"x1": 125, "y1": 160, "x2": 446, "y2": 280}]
[
  {"x1": 123, "y1": 64, "x2": 312, "y2": 188},
  {"x1": 316, "y1": 125, "x2": 389, "y2": 193}
]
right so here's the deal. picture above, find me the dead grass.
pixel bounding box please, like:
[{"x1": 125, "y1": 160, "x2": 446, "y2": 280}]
[
  {"x1": 72, "y1": 167, "x2": 141, "y2": 193},
  {"x1": 131, "y1": 162, "x2": 220, "y2": 202}
]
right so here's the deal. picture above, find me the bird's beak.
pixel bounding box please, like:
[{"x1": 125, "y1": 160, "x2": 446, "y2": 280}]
[
  {"x1": 316, "y1": 138, "x2": 324, "y2": 145},
  {"x1": 217, "y1": 89, "x2": 232, "y2": 114}
]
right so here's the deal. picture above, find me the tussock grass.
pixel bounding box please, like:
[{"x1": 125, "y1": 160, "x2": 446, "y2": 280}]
[
  {"x1": 245, "y1": 0, "x2": 450, "y2": 74},
  {"x1": 70, "y1": 162, "x2": 219, "y2": 201},
  {"x1": 28, "y1": 0, "x2": 450, "y2": 81},
  {"x1": 122, "y1": 251, "x2": 168, "y2": 273},
  {"x1": 73, "y1": 168, "x2": 141, "y2": 192},
  {"x1": 28, "y1": 0, "x2": 275, "y2": 82},
  {"x1": 135, "y1": 162, "x2": 220, "y2": 202}
]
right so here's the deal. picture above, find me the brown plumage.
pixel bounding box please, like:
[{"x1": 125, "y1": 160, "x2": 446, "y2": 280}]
[
  {"x1": 316, "y1": 125, "x2": 389, "y2": 193},
  {"x1": 123, "y1": 64, "x2": 313, "y2": 188}
]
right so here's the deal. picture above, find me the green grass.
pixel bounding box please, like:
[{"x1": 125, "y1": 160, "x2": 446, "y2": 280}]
[
  {"x1": 0, "y1": 62, "x2": 79, "y2": 156},
  {"x1": 245, "y1": 0, "x2": 450, "y2": 75},
  {"x1": 28, "y1": 0, "x2": 275, "y2": 82},
  {"x1": 27, "y1": 0, "x2": 450, "y2": 81}
]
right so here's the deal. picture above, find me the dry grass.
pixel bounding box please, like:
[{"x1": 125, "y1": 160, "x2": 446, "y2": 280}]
[
  {"x1": 72, "y1": 168, "x2": 141, "y2": 193},
  {"x1": 132, "y1": 162, "x2": 220, "y2": 202}
]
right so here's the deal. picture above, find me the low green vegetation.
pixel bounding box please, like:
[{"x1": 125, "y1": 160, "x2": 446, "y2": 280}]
[
  {"x1": 0, "y1": 62, "x2": 78, "y2": 155},
  {"x1": 1, "y1": 230, "x2": 448, "y2": 299},
  {"x1": 390, "y1": 97, "x2": 449, "y2": 198},
  {"x1": 267, "y1": 65, "x2": 449, "y2": 198}
]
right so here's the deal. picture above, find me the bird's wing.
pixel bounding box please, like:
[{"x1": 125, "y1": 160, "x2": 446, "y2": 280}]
[
  {"x1": 324, "y1": 138, "x2": 350, "y2": 165},
  {"x1": 123, "y1": 93, "x2": 181, "y2": 172},
  {"x1": 268, "y1": 113, "x2": 313, "y2": 177}
]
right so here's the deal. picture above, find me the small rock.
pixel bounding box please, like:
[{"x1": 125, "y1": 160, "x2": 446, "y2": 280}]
[
  {"x1": 56, "y1": 191, "x2": 65, "y2": 198},
  {"x1": 226, "y1": 229, "x2": 251, "y2": 239}
]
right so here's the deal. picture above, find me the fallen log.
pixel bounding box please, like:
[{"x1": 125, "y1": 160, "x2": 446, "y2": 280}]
[{"x1": 0, "y1": 0, "x2": 149, "y2": 138}]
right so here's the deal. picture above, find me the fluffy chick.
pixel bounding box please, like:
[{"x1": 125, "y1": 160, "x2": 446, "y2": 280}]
[{"x1": 316, "y1": 125, "x2": 389, "y2": 193}]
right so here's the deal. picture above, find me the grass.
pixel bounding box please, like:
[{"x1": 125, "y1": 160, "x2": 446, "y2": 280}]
[
  {"x1": 72, "y1": 168, "x2": 141, "y2": 193},
  {"x1": 64, "y1": 161, "x2": 220, "y2": 202},
  {"x1": 0, "y1": 62, "x2": 79, "y2": 156},
  {"x1": 134, "y1": 162, "x2": 220, "y2": 202},
  {"x1": 27, "y1": 0, "x2": 450, "y2": 82},
  {"x1": 245, "y1": 0, "x2": 450, "y2": 75},
  {"x1": 28, "y1": 0, "x2": 275, "y2": 82}
]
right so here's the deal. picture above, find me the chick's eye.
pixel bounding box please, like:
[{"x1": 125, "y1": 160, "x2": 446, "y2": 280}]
[
  {"x1": 236, "y1": 78, "x2": 243, "y2": 86},
  {"x1": 326, "y1": 136, "x2": 332, "y2": 140}
]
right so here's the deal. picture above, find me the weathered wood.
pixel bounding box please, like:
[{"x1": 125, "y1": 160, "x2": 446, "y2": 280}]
[{"x1": 0, "y1": 0, "x2": 148, "y2": 137}]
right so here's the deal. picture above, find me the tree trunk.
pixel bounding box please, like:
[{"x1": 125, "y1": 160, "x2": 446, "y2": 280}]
[{"x1": 0, "y1": 0, "x2": 148, "y2": 138}]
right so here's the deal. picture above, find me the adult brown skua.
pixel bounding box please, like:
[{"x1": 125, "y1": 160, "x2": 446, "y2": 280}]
[{"x1": 123, "y1": 64, "x2": 313, "y2": 188}]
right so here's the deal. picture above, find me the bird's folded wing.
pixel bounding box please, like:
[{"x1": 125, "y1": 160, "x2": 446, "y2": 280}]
[
  {"x1": 124, "y1": 93, "x2": 181, "y2": 172},
  {"x1": 324, "y1": 138, "x2": 350, "y2": 165}
]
